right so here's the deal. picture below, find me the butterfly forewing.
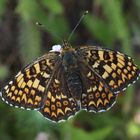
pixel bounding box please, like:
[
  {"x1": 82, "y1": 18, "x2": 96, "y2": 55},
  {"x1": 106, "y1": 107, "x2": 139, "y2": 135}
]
[
  {"x1": 76, "y1": 46, "x2": 140, "y2": 94},
  {"x1": 39, "y1": 66, "x2": 80, "y2": 122},
  {"x1": 1, "y1": 52, "x2": 60, "y2": 110}
]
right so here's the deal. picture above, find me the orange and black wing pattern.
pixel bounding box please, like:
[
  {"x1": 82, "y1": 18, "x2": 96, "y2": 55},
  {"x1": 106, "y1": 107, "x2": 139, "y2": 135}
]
[
  {"x1": 1, "y1": 52, "x2": 60, "y2": 110},
  {"x1": 79, "y1": 64, "x2": 117, "y2": 112},
  {"x1": 1, "y1": 44, "x2": 140, "y2": 122},
  {"x1": 76, "y1": 46, "x2": 140, "y2": 94},
  {"x1": 39, "y1": 67, "x2": 80, "y2": 122}
]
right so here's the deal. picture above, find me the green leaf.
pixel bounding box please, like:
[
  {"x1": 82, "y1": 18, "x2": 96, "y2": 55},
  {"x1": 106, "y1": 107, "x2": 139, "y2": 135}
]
[
  {"x1": 37, "y1": 14, "x2": 70, "y2": 42},
  {"x1": 84, "y1": 14, "x2": 115, "y2": 46},
  {"x1": 97, "y1": 0, "x2": 131, "y2": 53},
  {"x1": 0, "y1": 64, "x2": 9, "y2": 80},
  {"x1": 41, "y1": 0, "x2": 63, "y2": 14},
  {"x1": 16, "y1": 0, "x2": 39, "y2": 21},
  {"x1": 59, "y1": 120, "x2": 114, "y2": 140},
  {"x1": 19, "y1": 20, "x2": 41, "y2": 63},
  {"x1": 0, "y1": 0, "x2": 6, "y2": 18},
  {"x1": 71, "y1": 126, "x2": 114, "y2": 140},
  {"x1": 127, "y1": 120, "x2": 140, "y2": 139}
]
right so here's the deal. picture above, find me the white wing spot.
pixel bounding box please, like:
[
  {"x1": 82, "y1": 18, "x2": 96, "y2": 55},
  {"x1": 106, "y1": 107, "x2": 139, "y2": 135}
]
[
  {"x1": 15, "y1": 71, "x2": 21, "y2": 77},
  {"x1": 115, "y1": 91, "x2": 120, "y2": 94},
  {"x1": 34, "y1": 108, "x2": 40, "y2": 111},
  {"x1": 133, "y1": 80, "x2": 136, "y2": 84},
  {"x1": 10, "y1": 104, "x2": 13, "y2": 107},
  {"x1": 128, "y1": 84, "x2": 131, "y2": 87},
  {"x1": 98, "y1": 109, "x2": 106, "y2": 113},
  {"x1": 2, "y1": 97, "x2": 5, "y2": 101},
  {"x1": 9, "y1": 81, "x2": 13, "y2": 84},
  {"x1": 21, "y1": 107, "x2": 25, "y2": 109},
  {"x1": 122, "y1": 88, "x2": 126, "y2": 91},
  {"x1": 5, "y1": 101, "x2": 9, "y2": 104},
  {"x1": 4, "y1": 86, "x2": 8, "y2": 90},
  {"x1": 89, "y1": 110, "x2": 96, "y2": 113}
]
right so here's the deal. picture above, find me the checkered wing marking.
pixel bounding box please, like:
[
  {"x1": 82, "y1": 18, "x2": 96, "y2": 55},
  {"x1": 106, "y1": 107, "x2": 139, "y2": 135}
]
[
  {"x1": 39, "y1": 67, "x2": 80, "y2": 122},
  {"x1": 78, "y1": 62, "x2": 117, "y2": 112},
  {"x1": 1, "y1": 52, "x2": 60, "y2": 110},
  {"x1": 76, "y1": 46, "x2": 140, "y2": 94}
]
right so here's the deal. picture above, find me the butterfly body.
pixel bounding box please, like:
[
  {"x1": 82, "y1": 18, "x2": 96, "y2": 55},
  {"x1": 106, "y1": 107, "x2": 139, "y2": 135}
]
[
  {"x1": 1, "y1": 41, "x2": 140, "y2": 122},
  {"x1": 61, "y1": 42, "x2": 83, "y2": 101}
]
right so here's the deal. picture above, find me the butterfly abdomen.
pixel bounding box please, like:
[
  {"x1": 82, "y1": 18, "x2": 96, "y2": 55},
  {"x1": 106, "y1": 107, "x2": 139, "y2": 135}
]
[
  {"x1": 67, "y1": 72, "x2": 82, "y2": 100},
  {"x1": 62, "y1": 50, "x2": 82, "y2": 100}
]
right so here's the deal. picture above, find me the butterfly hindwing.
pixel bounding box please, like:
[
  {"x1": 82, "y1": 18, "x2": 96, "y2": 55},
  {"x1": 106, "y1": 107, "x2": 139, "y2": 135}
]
[
  {"x1": 76, "y1": 46, "x2": 140, "y2": 94},
  {"x1": 39, "y1": 66, "x2": 80, "y2": 122},
  {"x1": 1, "y1": 52, "x2": 60, "y2": 110},
  {"x1": 78, "y1": 62, "x2": 117, "y2": 112}
]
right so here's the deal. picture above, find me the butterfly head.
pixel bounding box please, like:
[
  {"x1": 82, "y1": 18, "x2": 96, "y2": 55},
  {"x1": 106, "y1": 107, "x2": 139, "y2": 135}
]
[
  {"x1": 61, "y1": 39, "x2": 75, "y2": 54},
  {"x1": 62, "y1": 40, "x2": 72, "y2": 50},
  {"x1": 61, "y1": 39, "x2": 74, "y2": 54}
]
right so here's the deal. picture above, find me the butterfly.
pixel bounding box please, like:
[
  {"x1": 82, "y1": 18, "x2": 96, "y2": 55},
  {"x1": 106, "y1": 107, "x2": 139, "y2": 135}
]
[{"x1": 1, "y1": 40, "x2": 140, "y2": 122}]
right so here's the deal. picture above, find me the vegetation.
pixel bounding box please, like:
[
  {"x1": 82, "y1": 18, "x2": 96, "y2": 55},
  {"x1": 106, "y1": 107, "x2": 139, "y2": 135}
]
[{"x1": 0, "y1": 0, "x2": 140, "y2": 140}]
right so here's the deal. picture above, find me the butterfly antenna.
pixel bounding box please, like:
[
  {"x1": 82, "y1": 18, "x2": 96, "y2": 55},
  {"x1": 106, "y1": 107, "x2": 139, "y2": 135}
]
[
  {"x1": 67, "y1": 10, "x2": 88, "y2": 41},
  {"x1": 36, "y1": 22, "x2": 62, "y2": 41}
]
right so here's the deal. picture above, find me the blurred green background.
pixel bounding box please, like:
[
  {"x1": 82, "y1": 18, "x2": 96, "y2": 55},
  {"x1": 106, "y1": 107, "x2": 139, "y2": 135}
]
[{"x1": 0, "y1": 0, "x2": 140, "y2": 140}]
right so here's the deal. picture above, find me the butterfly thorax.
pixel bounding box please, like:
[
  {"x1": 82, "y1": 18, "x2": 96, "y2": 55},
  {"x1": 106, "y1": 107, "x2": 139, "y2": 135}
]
[
  {"x1": 61, "y1": 41, "x2": 77, "y2": 71},
  {"x1": 61, "y1": 41, "x2": 82, "y2": 101}
]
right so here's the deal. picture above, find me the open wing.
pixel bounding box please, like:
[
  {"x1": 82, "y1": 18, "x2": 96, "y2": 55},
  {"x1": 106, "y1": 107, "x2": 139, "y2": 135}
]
[
  {"x1": 1, "y1": 52, "x2": 60, "y2": 110},
  {"x1": 76, "y1": 46, "x2": 140, "y2": 94}
]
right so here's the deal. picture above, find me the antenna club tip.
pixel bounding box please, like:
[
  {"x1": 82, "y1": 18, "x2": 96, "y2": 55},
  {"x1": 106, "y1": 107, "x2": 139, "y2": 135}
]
[
  {"x1": 84, "y1": 10, "x2": 89, "y2": 15},
  {"x1": 36, "y1": 22, "x2": 42, "y2": 26},
  {"x1": 36, "y1": 22, "x2": 39, "y2": 25}
]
